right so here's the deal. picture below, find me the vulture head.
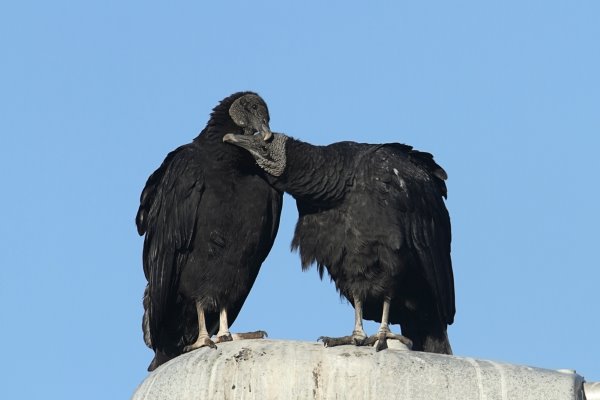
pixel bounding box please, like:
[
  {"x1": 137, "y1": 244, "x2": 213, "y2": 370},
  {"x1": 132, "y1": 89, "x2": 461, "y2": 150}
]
[
  {"x1": 223, "y1": 132, "x2": 288, "y2": 177},
  {"x1": 228, "y1": 93, "x2": 273, "y2": 141}
]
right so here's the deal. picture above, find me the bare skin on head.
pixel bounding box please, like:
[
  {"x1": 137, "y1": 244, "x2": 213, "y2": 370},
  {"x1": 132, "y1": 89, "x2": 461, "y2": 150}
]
[{"x1": 228, "y1": 94, "x2": 272, "y2": 141}]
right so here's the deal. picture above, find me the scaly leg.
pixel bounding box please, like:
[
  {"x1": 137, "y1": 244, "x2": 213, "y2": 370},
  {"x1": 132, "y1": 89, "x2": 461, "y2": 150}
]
[
  {"x1": 364, "y1": 297, "x2": 413, "y2": 351},
  {"x1": 319, "y1": 296, "x2": 367, "y2": 347},
  {"x1": 214, "y1": 307, "x2": 233, "y2": 343},
  {"x1": 214, "y1": 307, "x2": 267, "y2": 343},
  {"x1": 183, "y1": 301, "x2": 217, "y2": 352}
]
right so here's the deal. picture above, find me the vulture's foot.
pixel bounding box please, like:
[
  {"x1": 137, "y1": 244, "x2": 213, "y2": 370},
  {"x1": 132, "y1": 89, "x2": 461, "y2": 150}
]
[
  {"x1": 183, "y1": 335, "x2": 217, "y2": 352},
  {"x1": 366, "y1": 331, "x2": 389, "y2": 351},
  {"x1": 365, "y1": 331, "x2": 413, "y2": 352},
  {"x1": 231, "y1": 330, "x2": 268, "y2": 340},
  {"x1": 215, "y1": 333, "x2": 233, "y2": 343},
  {"x1": 318, "y1": 331, "x2": 367, "y2": 347}
]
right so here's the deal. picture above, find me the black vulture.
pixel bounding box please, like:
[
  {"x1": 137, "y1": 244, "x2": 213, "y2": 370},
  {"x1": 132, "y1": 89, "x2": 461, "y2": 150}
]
[
  {"x1": 136, "y1": 92, "x2": 282, "y2": 371},
  {"x1": 223, "y1": 132, "x2": 454, "y2": 354}
]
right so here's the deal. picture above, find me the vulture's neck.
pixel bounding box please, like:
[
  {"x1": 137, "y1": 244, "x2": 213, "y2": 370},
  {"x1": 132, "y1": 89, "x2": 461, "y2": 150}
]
[
  {"x1": 275, "y1": 139, "x2": 352, "y2": 207},
  {"x1": 193, "y1": 114, "x2": 252, "y2": 168}
]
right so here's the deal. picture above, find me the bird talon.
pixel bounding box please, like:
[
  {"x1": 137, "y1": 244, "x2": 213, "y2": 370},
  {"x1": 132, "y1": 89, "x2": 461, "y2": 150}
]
[
  {"x1": 215, "y1": 333, "x2": 233, "y2": 343},
  {"x1": 375, "y1": 333, "x2": 388, "y2": 352},
  {"x1": 317, "y1": 336, "x2": 331, "y2": 347},
  {"x1": 183, "y1": 336, "x2": 217, "y2": 352}
]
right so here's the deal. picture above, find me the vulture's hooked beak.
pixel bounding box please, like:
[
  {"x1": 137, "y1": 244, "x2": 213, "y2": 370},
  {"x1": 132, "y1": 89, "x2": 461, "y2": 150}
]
[
  {"x1": 259, "y1": 122, "x2": 273, "y2": 142},
  {"x1": 223, "y1": 133, "x2": 241, "y2": 144},
  {"x1": 223, "y1": 133, "x2": 267, "y2": 158}
]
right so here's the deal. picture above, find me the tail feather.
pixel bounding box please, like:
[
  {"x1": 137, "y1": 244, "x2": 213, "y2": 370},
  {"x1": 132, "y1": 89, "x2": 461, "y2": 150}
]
[
  {"x1": 147, "y1": 351, "x2": 176, "y2": 371},
  {"x1": 402, "y1": 318, "x2": 452, "y2": 355},
  {"x1": 421, "y1": 329, "x2": 452, "y2": 355}
]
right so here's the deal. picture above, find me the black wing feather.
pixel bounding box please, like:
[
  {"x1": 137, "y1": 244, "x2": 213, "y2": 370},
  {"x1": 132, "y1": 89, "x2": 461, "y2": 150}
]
[
  {"x1": 378, "y1": 144, "x2": 454, "y2": 324},
  {"x1": 136, "y1": 145, "x2": 205, "y2": 345}
]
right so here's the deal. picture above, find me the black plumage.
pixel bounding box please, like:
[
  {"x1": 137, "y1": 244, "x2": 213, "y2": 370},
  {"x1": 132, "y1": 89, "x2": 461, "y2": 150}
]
[
  {"x1": 136, "y1": 92, "x2": 282, "y2": 371},
  {"x1": 224, "y1": 132, "x2": 454, "y2": 354}
]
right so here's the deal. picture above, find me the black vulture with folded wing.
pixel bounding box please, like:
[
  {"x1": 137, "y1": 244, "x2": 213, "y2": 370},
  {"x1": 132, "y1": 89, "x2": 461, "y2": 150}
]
[
  {"x1": 136, "y1": 92, "x2": 282, "y2": 371},
  {"x1": 224, "y1": 132, "x2": 454, "y2": 354}
]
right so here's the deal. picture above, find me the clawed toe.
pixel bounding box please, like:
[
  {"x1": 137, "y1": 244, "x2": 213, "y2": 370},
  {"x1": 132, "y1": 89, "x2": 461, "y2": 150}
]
[
  {"x1": 231, "y1": 330, "x2": 268, "y2": 340},
  {"x1": 318, "y1": 334, "x2": 367, "y2": 348},
  {"x1": 318, "y1": 335, "x2": 347, "y2": 347},
  {"x1": 375, "y1": 332, "x2": 388, "y2": 352},
  {"x1": 366, "y1": 332, "x2": 412, "y2": 351},
  {"x1": 317, "y1": 336, "x2": 333, "y2": 347},
  {"x1": 362, "y1": 335, "x2": 378, "y2": 346},
  {"x1": 215, "y1": 333, "x2": 233, "y2": 343},
  {"x1": 183, "y1": 337, "x2": 217, "y2": 352},
  {"x1": 386, "y1": 333, "x2": 413, "y2": 349}
]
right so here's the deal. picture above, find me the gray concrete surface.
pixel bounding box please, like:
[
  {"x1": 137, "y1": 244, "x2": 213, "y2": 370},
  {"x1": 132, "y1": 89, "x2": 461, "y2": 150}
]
[
  {"x1": 133, "y1": 339, "x2": 587, "y2": 400},
  {"x1": 586, "y1": 381, "x2": 600, "y2": 400}
]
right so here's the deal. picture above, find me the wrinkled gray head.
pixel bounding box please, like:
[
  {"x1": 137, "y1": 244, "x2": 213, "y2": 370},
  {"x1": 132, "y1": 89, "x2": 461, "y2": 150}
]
[
  {"x1": 223, "y1": 132, "x2": 288, "y2": 176},
  {"x1": 228, "y1": 94, "x2": 272, "y2": 141}
]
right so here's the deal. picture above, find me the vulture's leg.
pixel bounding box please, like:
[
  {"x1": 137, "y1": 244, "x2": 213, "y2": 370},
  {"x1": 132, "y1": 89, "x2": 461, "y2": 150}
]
[
  {"x1": 214, "y1": 307, "x2": 233, "y2": 343},
  {"x1": 367, "y1": 297, "x2": 392, "y2": 351},
  {"x1": 183, "y1": 301, "x2": 216, "y2": 352},
  {"x1": 364, "y1": 297, "x2": 413, "y2": 351},
  {"x1": 214, "y1": 307, "x2": 267, "y2": 343},
  {"x1": 318, "y1": 296, "x2": 367, "y2": 347},
  {"x1": 351, "y1": 298, "x2": 368, "y2": 342}
]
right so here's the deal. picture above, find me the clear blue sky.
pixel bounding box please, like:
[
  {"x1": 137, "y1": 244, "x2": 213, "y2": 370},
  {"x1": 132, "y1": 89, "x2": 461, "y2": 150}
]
[{"x1": 1, "y1": 1, "x2": 598, "y2": 398}]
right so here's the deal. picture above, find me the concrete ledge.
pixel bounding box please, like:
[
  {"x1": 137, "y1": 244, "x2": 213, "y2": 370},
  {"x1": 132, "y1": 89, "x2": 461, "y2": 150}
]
[
  {"x1": 133, "y1": 339, "x2": 585, "y2": 400},
  {"x1": 586, "y1": 381, "x2": 600, "y2": 400}
]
